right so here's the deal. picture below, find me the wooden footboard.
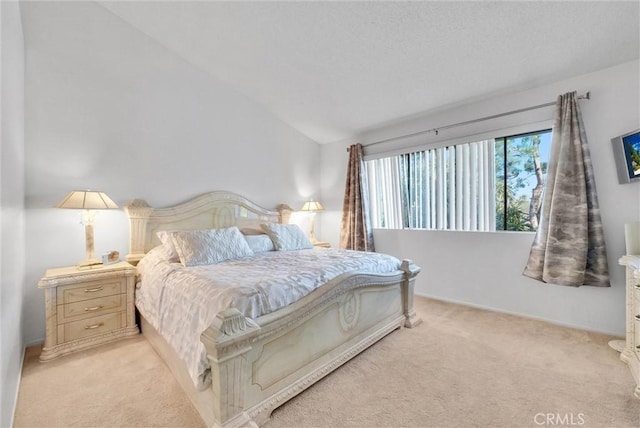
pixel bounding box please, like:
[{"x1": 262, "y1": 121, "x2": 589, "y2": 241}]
[
  {"x1": 140, "y1": 260, "x2": 420, "y2": 428},
  {"x1": 180, "y1": 260, "x2": 421, "y2": 428}
]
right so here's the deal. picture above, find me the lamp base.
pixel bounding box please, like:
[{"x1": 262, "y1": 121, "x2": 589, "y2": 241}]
[{"x1": 77, "y1": 258, "x2": 103, "y2": 269}]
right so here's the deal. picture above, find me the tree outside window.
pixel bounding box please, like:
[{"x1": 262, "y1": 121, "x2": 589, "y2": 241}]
[{"x1": 495, "y1": 130, "x2": 552, "y2": 231}]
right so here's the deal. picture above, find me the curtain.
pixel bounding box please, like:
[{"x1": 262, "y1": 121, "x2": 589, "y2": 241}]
[
  {"x1": 340, "y1": 144, "x2": 375, "y2": 251},
  {"x1": 367, "y1": 156, "x2": 404, "y2": 229},
  {"x1": 523, "y1": 91, "x2": 609, "y2": 287}
]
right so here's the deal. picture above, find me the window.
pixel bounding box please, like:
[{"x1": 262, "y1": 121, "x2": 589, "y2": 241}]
[
  {"x1": 495, "y1": 130, "x2": 552, "y2": 231},
  {"x1": 366, "y1": 129, "x2": 551, "y2": 232}
]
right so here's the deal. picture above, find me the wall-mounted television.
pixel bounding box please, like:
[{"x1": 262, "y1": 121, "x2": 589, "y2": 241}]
[{"x1": 612, "y1": 129, "x2": 640, "y2": 184}]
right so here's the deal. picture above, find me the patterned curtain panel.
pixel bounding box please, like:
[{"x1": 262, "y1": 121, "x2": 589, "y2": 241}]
[
  {"x1": 523, "y1": 92, "x2": 609, "y2": 287},
  {"x1": 340, "y1": 144, "x2": 375, "y2": 251}
]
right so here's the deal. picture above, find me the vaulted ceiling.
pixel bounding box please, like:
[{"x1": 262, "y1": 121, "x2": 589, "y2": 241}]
[{"x1": 99, "y1": 1, "x2": 639, "y2": 144}]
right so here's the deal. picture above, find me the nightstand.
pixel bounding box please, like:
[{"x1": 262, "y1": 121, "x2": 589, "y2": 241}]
[
  {"x1": 313, "y1": 242, "x2": 331, "y2": 248},
  {"x1": 38, "y1": 261, "x2": 139, "y2": 362},
  {"x1": 618, "y1": 255, "x2": 640, "y2": 399}
]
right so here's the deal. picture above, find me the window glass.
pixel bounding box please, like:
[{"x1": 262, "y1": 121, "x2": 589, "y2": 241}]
[
  {"x1": 495, "y1": 130, "x2": 551, "y2": 231},
  {"x1": 366, "y1": 129, "x2": 552, "y2": 232}
]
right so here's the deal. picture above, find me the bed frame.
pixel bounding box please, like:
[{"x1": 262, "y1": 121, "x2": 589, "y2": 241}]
[{"x1": 124, "y1": 191, "x2": 421, "y2": 428}]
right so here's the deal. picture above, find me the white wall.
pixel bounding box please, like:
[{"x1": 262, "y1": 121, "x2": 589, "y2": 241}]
[
  {"x1": 1, "y1": 1, "x2": 25, "y2": 426},
  {"x1": 21, "y1": 1, "x2": 321, "y2": 345},
  {"x1": 321, "y1": 60, "x2": 640, "y2": 335}
]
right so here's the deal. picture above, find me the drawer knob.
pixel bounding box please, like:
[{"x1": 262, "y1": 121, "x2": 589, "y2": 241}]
[
  {"x1": 84, "y1": 305, "x2": 104, "y2": 312},
  {"x1": 83, "y1": 286, "x2": 104, "y2": 293},
  {"x1": 84, "y1": 323, "x2": 104, "y2": 330},
  {"x1": 636, "y1": 315, "x2": 640, "y2": 321}
]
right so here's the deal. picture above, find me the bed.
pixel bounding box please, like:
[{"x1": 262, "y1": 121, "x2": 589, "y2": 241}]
[{"x1": 124, "y1": 191, "x2": 421, "y2": 428}]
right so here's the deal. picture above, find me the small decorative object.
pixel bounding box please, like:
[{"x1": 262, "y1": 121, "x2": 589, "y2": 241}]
[
  {"x1": 300, "y1": 200, "x2": 325, "y2": 244},
  {"x1": 102, "y1": 250, "x2": 120, "y2": 265},
  {"x1": 55, "y1": 190, "x2": 118, "y2": 268},
  {"x1": 611, "y1": 129, "x2": 640, "y2": 184}
]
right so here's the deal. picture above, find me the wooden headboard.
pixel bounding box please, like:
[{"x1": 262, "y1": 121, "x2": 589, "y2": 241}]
[{"x1": 123, "y1": 191, "x2": 293, "y2": 265}]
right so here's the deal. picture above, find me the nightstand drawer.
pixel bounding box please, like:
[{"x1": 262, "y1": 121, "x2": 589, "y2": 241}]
[
  {"x1": 57, "y1": 278, "x2": 125, "y2": 304},
  {"x1": 635, "y1": 284, "x2": 640, "y2": 355},
  {"x1": 57, "y1": 294, "x2": 124, "y2": 324},
  {"x1": 58, "y1": 312, "x2": 124, "y2": 343},
  {"x1": 635, "y1": 314, "x2": 640, "y2": 357}
]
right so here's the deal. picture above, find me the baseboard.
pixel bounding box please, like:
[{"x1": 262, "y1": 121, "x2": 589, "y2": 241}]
[
  {"x1": 415, "y1": 291, "x2": 625, "y2": 338},
  {"x1": 24, "y1": 338, "x2": 44, "y2": 348},
  {"x1": 9, "y1": 345, "x2": 26, "y2": 428}
]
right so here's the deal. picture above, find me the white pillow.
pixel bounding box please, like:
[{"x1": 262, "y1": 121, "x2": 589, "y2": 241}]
[
  {"x1": 156, "y1": 230, "x2": 180, "y2": 262},
  {"x1": 170, "y1": 227, "x2": 254, "y2": 267},
  {"x1": 260, "y1": 223, "x2": 313, "y2": 251},
  {"x1": 244, "y1": 234, "x2": 275, "y2": 253}
]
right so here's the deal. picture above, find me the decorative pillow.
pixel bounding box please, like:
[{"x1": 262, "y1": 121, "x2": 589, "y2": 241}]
[
  {"x1": 170, "y1": 227, "x2": 254, "y2": 267},
  {"x1": 260, "y1": 223, "x2": 313, "y2": 251},
  {"x1": 243, "y1": 234, "x2": 275, "y2": 253},
  {"x1": 240, "y1": 227, "x2": 265, "y2": 236},
  {"x1": 156, "y1": 230, "x2": 180, "y2": 262}
]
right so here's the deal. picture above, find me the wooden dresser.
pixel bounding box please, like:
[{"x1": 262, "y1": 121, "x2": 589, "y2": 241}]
[
  {"x1": 38, "y1": 261, "x2": 139, "y2": 361},
  {"x1": 619, "y1": 255, "x2": 640, "y2": 399}
]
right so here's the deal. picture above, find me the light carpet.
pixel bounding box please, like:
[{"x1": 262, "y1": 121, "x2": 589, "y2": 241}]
[{"x1": 13, "y1": 297, "x2": 640, "y2": 427}]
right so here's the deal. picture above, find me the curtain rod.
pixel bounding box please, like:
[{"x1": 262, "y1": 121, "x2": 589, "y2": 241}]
[{"x1": 350, "y1": 91, "x2": 590, "y2": 151}]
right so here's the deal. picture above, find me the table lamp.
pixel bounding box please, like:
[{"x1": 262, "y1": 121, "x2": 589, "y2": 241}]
[
  {"x1": 300, "y1": 200, "x2": 324, "y2": 244},
  {"x1": 56, "y1": 190, "x2": 118, "y2": 267}
]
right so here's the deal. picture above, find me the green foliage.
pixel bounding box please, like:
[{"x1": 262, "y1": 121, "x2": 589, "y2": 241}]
[
  {"x1": 495, "y1": 134, "x2": 546, "y2": 231},
  {"x1": 496, "y1": 202, "x2": 531, "y2": 231}
]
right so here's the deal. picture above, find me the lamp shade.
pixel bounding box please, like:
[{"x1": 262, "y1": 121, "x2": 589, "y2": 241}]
[
  {"x1": 300, "y1": 200, "x2": 324, "y2": 212},
  {"x1": 55, "y1": 191, "x2": 118, "y2": 210}
]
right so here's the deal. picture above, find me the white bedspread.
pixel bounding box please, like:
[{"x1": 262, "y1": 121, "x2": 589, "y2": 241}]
[{"x1": 135, "y1": 246, "x2": 401, "y2": 389}]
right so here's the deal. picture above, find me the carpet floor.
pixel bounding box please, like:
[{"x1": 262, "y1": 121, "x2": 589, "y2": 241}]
[{"x1": 13, "y1": 297, "x2": 640, "y2": 428}]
